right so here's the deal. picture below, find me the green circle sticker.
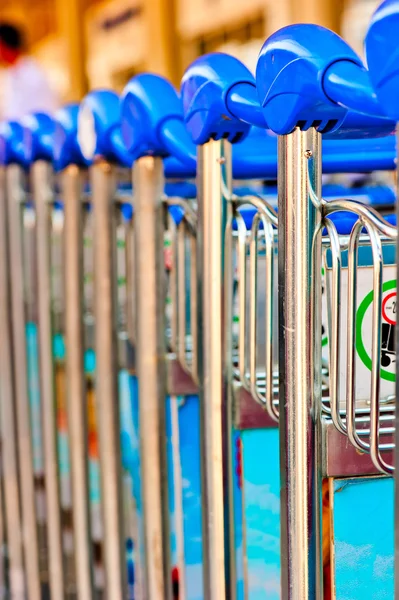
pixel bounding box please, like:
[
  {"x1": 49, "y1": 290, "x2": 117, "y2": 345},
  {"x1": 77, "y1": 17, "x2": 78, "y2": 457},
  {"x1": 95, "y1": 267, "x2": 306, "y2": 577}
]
[{"x1": 356, "y1": 278, "x2": 396, "y2": 382}]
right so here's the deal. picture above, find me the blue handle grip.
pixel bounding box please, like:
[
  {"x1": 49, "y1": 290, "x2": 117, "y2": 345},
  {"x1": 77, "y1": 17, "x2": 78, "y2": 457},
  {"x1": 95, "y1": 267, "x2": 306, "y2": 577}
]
[
  {"x1": 0, "y1": 121, "x2": 29, "y2": 167},
  {"x1": 181, "y1": 53, "x2": 254, "y2": 144},
  {"x1": 365, "y1": 0, "x2": 399, "y2": 120},
  {"x1": 225, "y1": 82, "x2": 266, "y2": 128},
  {"x1": 22, "y1": 113, "x2": 55, "y2": 163},
  {"x1": 256, "y1": 23, "x2": 390, "y2": 137},
  {"x1": 54, "y1": 104, "x2": 88, "y2": 170},
  {"x1": 323, "y1": 61, "x2": 384, "y2": 117},
  {"x1": 121, "y1": 73, "x2": 189, "y2": 160},
  {"x1": 78, "y1": 90, "x2": 131, "y2": 165}
]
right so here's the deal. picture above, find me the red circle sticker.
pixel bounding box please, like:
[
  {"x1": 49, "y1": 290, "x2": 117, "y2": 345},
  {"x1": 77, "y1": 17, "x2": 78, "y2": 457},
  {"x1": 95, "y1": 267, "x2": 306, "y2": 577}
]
[{"x1": 382, "y1": 291, "x2": 397, "y2": 325}]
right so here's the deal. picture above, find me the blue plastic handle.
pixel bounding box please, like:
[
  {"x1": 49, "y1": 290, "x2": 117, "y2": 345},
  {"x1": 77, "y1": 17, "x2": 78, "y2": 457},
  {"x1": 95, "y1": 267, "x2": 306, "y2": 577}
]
[
  {"x1": 22, "y1": 113, "x2": 55, "y2": 163},
  {"x1": 78, "y1": 90, "x2": 132, "y2": 166},
  {"x1": 225, "y1": 82, "x2": 266, "y2": 128},
  {"x1": 181, "y1": 53, "x2": 254, "y2": 144},
  {"x1": 54, "y1": 104, "x2": 88, "y2": 170},
  {"x1": 0, "y1": 121, "x2": 29, "y2": 167},
  {"x1": 256, "y1": 23, "x2": 390, "y2": 136},
  {"x1": 365, "y1": 0, "x2": 399, "y2": 120},
  {"x1": 121, "y1": 73, "x2": 194, "y2": 161}
]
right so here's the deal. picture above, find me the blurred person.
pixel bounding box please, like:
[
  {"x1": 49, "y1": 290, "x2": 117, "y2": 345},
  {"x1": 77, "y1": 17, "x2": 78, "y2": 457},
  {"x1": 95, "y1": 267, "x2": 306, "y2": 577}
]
[{"x1": 0, "y1": 22, "x2": 59, "y2": 120}]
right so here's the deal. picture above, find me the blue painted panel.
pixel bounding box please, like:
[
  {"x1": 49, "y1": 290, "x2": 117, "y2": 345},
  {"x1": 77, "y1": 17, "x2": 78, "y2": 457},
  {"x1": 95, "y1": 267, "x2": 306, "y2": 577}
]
[
  {"x1": 165, "y1": 395, "x2": 178, "y2": 570},
  {"x1": 333, "y1": 476, "x2": 394, "y2": 600},
  {"x1": 242, "y1": 427, "x2": 281, "y2": 600},
  {"x1": 232, "y1": 430, "x2": 245, "y2": 600},
  {"x1": 177, "y1": 395, "x2": 245, "y2": 599},
  {"x1": 178, "y1": 395, "x2": 203, "y2": 600},
  {"x1": 26, "y1": 322, "x2": 44, "y2": 475}
]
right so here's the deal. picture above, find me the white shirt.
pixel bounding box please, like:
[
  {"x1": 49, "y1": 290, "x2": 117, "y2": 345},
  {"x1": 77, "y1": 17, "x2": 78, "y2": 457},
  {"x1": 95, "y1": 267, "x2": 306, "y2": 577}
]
[{"x1": 0, "y1": 56, "x2": 58, "y2": 120}]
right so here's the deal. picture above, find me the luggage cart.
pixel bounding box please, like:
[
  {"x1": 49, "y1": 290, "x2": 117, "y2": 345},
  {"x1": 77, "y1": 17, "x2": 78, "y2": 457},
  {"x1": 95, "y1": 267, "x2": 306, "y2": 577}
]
[
  {"x1": 0, "y1": 10, "x2": 398, "y2": 598},
  {"x1": 255, "y1": 20, "x2": 397, "y2": 599}
]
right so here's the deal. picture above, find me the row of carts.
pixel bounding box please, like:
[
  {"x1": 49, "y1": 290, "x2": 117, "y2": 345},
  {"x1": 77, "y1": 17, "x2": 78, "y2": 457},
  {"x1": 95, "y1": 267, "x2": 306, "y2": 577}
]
[{"x1": 1, "y1": 0, "x2": 399, "y2": 598}]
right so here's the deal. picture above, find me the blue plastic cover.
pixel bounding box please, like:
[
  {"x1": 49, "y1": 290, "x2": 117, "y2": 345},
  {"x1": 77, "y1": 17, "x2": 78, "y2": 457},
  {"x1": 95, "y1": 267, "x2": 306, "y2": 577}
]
[
  {"x1": 256, "y1": 24, "x2": 366, "y2": 135},
  {"x1": 365, "y1": 0, "x2": 399, "y2": 120},
  {"x1": 22, "y1": 112, "x2": 55, "y2": 163},
  {"x1": 54, "y1": 104, "x2": 88, "y2": 170},
  {"x1": 78, "y1": 89, "x2": 131, "y2": 166},
  {"x1": 0, "y1": 120, "x2": 30, "y2": 167},
  {"x1": 181, "y1": 53, "x2": 253, "y2": 145},
  {"x1": 121, "y1": 73, "x2": 190, "y2": 160}
]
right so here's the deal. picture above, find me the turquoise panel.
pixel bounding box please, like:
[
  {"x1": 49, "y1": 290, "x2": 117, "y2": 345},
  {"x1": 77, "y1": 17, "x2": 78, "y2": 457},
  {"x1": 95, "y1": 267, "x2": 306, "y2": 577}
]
[
  {"x1": 178, "y1": 395, "x2": 244, "y2": 599},
  {"x1": 333, "y1": 476, "x2": 394, "y2": 600},
  {"x1": 26, "y1": 322, "x2": 44, "y2": 475},
  {"x1": 178, "y1": 395, "x2": 203, "y2": 599},
  {"x1": 166, "y1": 395, "x2": 178, "y2": 569},
  {"x1": 242, "y1": 427, "x2": 281, "y2": 600}
]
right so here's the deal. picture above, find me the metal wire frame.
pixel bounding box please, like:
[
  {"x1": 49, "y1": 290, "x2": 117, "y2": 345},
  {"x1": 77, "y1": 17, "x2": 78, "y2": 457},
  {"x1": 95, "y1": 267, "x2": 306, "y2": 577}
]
[
  {"x1": 229, "y1": 194, "x2": 279, "y2": 422},
  {"x1": 164, "y1": 196, "x2": 198, "y2": 384},
  {"x1": 321, "y1": 197, "x2": 397, "y2": 474}
]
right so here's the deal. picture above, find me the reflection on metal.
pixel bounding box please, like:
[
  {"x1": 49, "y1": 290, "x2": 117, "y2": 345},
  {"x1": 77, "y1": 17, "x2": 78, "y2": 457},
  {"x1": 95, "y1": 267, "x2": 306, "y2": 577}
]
[
  {"x1": 32, "y1": 160, "x2": 66, "y2": 599},
  {"x1": 278, "y1": 128, "x2": 323, "y2": 600},
  {"x1": 0, "y1": 166, "x2": 26, "y2": 599},
  {"x1": 132, "y1": 155, "x2": 171, "y2": 600},
  {"x1": 92, "y1": 160, "x2": 127, "y2": 599},
  {"x1": 6, "y1": 164, "x2": 42, "y2": 600},
  {"x1": 62, "y1": 165, "x2": 95, "y2": 599},
  {"x1": 197, "y1": 139, "x2": 232, "y2": 600}
]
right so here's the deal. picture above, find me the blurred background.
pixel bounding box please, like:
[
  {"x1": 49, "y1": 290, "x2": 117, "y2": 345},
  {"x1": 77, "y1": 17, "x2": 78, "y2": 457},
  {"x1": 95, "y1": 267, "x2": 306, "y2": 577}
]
[{"x1": 0, "y1": 0, "x2": 381, "y2": 106}]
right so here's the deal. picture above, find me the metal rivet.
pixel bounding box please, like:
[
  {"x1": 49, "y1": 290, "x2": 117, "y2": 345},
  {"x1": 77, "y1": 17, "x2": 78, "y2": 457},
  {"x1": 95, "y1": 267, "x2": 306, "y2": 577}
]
[{"x1": 304, "y1": 150, "x2": 312, "y2": 158}]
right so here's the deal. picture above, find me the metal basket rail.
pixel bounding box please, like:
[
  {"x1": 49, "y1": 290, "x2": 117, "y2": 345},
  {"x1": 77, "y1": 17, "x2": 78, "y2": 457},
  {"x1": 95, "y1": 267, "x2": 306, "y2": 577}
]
[
  {"x1": 229, "y1": 192, "x2": 331, "y2": 424},
  {"x1": 230, "y1": 193, "x2": 279, "y2": 422},
  {"x1": 321, "y1": 198, "x2": 397, "y2": 474},
  {"x1": 164, "y1": 195, "x2": 198, "y2": 383}
]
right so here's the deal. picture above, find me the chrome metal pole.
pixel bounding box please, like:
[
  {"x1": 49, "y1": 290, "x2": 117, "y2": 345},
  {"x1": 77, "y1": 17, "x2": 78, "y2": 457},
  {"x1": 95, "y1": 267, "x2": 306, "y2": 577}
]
[
  {"x1": 197, "y1": 140, "x2": 233, "y2": 600},
  {"x1": 62, "y1": 165, "x2": 95, "y2": 599},
  {"x1": 395, "y1": 124, "x2": 399, "y2": 600},
  {"x1": 91, "y1": 160, "x2": 126, "y2": 599},
  {"x1": 31, "y1": 160, "x2": 66, "y2": 599},
  {"x1": 277, "y1": 128, "x2": 323, "y2": 600},
  {"x1": 132, "y1": 156, "x2": 171, "y2": 600},
  {"x1": 6, "y1": 164, "x2": 42, "y2": 600},
  {"x1": 0, "y1": 165, "x2": 26, "y2": 599}
]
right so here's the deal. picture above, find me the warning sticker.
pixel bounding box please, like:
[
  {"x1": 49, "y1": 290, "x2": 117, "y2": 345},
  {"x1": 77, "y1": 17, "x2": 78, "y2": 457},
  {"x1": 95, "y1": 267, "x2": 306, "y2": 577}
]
[
  {"x1": 356, "y1": 277, "x2": 396, "y2": 383},
  {"x1": 323, "y1": 265, "x2": 396, "y2": 408}
]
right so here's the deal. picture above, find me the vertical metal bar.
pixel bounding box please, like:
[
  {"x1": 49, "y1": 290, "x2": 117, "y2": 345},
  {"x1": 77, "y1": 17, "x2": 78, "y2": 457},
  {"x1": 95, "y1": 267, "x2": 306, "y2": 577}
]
[
  {"x1": 6, "y1": 164, "x2": 42, "y2": 600},
  {"x1": 62, "y1": 165, "x2": 95, "y2": 599},
  {"x1": 132, "y1": 156, "x2": 171, "y2": 600},
  {"x1": 189, "y1": 233, "x2": 198, "y2": 383},
  {"x1": 197, "y1": 139, "x2": 233, "y2": 600},
  {"x1": 126, "y1": 209, "x2": 136, "y2": 346},
  {"x1": 395, "y1": 124, "x2": 399, "y2": 599},
  {"x1": 32, "y1": 160, "x2": 66, "y2": 599},
  {"x1": 0, "y1": 166, "x2": 26, "y2": 599},
  {"x1": 91, "y1": 160, "x2": 126, "y2": 599},
  {"x1": 277, "y1": 128, "x2": 323, "y2": 599}
]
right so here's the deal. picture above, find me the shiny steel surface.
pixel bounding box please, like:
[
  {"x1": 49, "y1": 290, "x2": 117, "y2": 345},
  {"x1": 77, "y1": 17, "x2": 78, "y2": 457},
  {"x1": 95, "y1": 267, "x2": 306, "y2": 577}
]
[
  {"x1": 197, "y1": 140, "x2": 233, "y2": 600},
  {"x1": 6, "y1": 164, "x2": 42, "y2": 600},
  {"x1": 32, "y1": 160, "x2": 66, "y2": 599},
  {"x1": 395, "y1": 124, "x2": 399, "y2": 600},
  {"x1": 132, "y1": 156, "x2": 171, "y2": 600},
  {"x1": 0, "y1": 166, "x2": 26, "y2": 599},
  {"x1": 62, "y1": 165, "x2": 95, "y2": 599},
  {"x1": 278, "y1": 128, "x2": 323, "y2": 600},
  {"x1": 233, "y1": 195, "x2": 278, "y2": 421},
  {"x1": 91, "y1": 161, "x2": 127, "y2": 599}
]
